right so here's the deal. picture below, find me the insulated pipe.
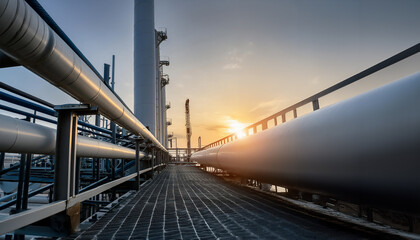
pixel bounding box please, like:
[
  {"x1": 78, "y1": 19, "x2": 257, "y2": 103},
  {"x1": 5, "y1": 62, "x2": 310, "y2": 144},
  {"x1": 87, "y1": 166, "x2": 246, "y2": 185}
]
[
  {"x1": 0, "y1": 114, "x2": 141, "y2": 159},
  {"x1": 134, "y1": 0, "x2": 156, "y2": 135},
  {"x1": 192, "y1": 72, "x2": 420, "y2": 213},
  {"x1": 0, "y1": 0, "x2": 165, "y2": 151}
]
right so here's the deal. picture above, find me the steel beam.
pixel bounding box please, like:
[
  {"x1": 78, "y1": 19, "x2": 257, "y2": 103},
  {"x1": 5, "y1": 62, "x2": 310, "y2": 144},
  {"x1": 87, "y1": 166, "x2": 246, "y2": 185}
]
[
  {"x1": 22, "y1": 154, "x2": 32, "y2": 210},
  {"x1": 15, "y1": 154, "x2": 26, "y2": 213},
  {"x1": 135, "y1": 139, "x2": 141, "y2": 190},
  {"x1": 0, "y1": 152, "x2": 4, "y2": 175}
]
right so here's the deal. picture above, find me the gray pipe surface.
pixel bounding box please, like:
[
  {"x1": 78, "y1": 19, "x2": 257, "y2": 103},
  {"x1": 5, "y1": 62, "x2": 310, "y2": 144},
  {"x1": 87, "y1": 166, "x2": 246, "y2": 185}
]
[
  {"x1": 0, "y1": 114, "x2": 140, "y2": 159},
  {"x1": 0, "y1": 0, "x2": 165, "y2": 151},
  {"x1": 192, "y1": 72, "x2": 420, "y2": 213}
]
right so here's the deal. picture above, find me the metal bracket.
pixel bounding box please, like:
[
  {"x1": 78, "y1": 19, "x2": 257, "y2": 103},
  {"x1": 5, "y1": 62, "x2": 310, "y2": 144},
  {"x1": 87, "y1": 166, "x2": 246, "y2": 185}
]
[{"x1": 54, "y1": 104, "x2": 98, "y2": 114}]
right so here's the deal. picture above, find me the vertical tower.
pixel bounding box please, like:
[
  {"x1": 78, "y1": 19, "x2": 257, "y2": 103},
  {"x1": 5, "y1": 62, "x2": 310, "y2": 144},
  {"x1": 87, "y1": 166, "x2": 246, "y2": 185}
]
[
  {"x1": 155, "y1": 44, "x2": 162, "y2": 142},
  {"x1": 157, "y1": 31, "x2": 169, "y2": 147},
  {"x1": 185, "y1": 99, "x2": 192, "y2": 157},
  {"x1": 134, "y1": 0, "x2": 156, "y2": 134},
  {"x1": 162, "y1": 76, "x2": 168, "y2": 147}
]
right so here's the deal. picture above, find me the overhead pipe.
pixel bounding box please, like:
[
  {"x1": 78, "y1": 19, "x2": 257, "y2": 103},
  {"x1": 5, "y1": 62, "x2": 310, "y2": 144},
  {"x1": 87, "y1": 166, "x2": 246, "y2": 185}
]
[
  {"x1": 0, "y1": 0, "x2": 166, "y2": 151},
  {"x1": 24, "y1": 0, "x2": 104, "y2": 84},
  {"x1": 0, "y1": 114, "x2": 141, "y2": 159},
  {"x1": 192, "y1": 72, "x2": 420, "y2": 213}
]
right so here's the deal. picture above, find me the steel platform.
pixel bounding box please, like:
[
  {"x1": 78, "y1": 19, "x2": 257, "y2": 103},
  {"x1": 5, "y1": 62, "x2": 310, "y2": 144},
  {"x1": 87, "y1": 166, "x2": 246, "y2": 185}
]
[{"x1": 69, "y1": 165, "x2": 383, "y2": 240}]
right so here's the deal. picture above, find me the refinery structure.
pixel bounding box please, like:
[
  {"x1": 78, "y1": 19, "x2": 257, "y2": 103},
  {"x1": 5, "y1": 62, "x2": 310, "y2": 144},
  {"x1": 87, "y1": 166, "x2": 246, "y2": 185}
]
[{"x1": 0, "y1": 0, "x2": 419, "y2": 239}]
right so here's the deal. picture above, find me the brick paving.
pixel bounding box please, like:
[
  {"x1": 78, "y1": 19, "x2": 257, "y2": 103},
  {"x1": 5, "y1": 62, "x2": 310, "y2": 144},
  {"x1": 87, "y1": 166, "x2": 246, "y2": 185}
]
[{"x1": 71, "y1": 165, "x2": 378, "y2": 240}]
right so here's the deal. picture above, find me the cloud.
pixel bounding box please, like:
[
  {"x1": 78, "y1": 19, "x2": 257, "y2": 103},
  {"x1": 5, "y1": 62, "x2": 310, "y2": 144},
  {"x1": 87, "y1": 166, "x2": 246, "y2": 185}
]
[
  {"x1": 250, "y1": 99, "x2": 285, "y2": 114},
  {"x1": 223, "y1": 63, "x2": 241, "y2": 70},
  {"x1": 201, "y1": 115, "x2": 252, "y2": 134},
  {"x1": 203, "y1": 124, "x2": 227, "y2": 132},
  {"x1": 222, "y1": 46, "x2": 253, "y2": 71},
  {"x1": 310, "y1": 76, "x2": 320, "y2": 85}
]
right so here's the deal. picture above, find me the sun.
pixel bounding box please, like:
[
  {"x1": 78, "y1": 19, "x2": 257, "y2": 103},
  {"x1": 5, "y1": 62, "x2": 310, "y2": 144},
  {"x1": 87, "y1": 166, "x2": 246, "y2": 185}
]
[{"x1": 227, "y1": 119, "x2": 248, "y2": 139}]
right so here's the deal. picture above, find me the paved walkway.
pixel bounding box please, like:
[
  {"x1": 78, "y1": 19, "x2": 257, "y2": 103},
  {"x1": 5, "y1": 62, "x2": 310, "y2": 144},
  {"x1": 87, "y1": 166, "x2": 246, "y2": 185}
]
[{"x1": 71, "y1": 165, "x2": 380, "y2": 240}]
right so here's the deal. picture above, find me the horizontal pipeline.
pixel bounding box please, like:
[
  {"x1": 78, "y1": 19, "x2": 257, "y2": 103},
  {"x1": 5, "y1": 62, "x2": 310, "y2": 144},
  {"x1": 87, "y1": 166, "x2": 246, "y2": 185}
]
[
  {"x1": 0, "y1": 0, "x2": 165, "y2": 151},
  {"x1": 0, "y1": 114, "x2": 141, "y2": 159},
  {"x1": 192, "y1": 72, "x2": 420, "y2": 213}
]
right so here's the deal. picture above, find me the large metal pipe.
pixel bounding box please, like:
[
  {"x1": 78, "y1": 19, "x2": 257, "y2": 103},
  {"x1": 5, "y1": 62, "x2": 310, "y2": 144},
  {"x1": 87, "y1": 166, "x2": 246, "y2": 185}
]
[
  {"x1": 0, "y1": 0, "x2": 165, "y2": 151},
  {"x1": 0, "y1": 114, "x2": 140, "y2": 159},
  {"x1": 192, "y1": 72, "x2": 420, "y2": 213},
  {"x1": 134, "y1": 0, "x2": 156, "y2": 135}
]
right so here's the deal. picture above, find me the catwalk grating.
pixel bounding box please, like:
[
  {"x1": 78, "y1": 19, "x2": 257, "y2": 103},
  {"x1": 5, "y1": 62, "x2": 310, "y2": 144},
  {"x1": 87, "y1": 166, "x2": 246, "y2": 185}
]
[{"x1": 69, "y1": 165, "x2": 384, "y2": 240}]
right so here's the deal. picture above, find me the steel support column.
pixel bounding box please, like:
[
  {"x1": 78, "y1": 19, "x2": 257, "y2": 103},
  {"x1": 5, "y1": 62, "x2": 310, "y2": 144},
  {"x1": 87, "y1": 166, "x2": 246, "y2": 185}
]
[
  {"x1": 0, "y1": 152, "x2": 4, "y2": 174},
  {"x1": 52, "y1": 104, "x2": 98, "y2": 234},
  {"x1": 54, "y1": 105, "x2": 98, "y2": 201},
  {"x1": 141, "y1": 145, "x2": 152, "y2": 180},
  {"x1": 312, "y1": 99, "x2": 320, "y2": 111},
  {"x1": 15, "y1": 153, "x2": 26, "y2": 213},
  {"x1": 135, "y1": 139, "x2": 141, "y2": 191},
  {"x1": 75, "y1": 157, "x2": 81, "y2": 195},
  {"x1": 22, "y1": 154, "x2": 32, "y2": 210},
  {"x1": 54, "y1": 110, "x2": 77, "y2": 201},
  {"x1": 151, "y1": 148, "x2": 155, "y2": 179}
]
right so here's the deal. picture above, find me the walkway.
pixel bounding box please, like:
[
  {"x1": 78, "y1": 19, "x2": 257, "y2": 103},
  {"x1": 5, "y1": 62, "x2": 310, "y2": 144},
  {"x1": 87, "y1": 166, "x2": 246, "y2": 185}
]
[{"x1": 71, "y1": 165, "x2": 383, "y2": 240}]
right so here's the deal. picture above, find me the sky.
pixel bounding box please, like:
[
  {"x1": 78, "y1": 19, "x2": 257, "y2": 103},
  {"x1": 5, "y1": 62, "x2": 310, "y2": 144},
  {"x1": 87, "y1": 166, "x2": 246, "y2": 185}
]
[{"x1": 1, "y1": 0, "x2": 420, "y2": 148}]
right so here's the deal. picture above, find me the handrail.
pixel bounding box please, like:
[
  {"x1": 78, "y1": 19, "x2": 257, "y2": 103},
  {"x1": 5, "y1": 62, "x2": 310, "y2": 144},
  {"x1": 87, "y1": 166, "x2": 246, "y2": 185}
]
[
  {"x1": 203, "y1": 43, "x2": 420, "y2": 149},
  {"x1": 79, "y1": 177, "x2": 109, "y2": 193},
  {"x1": 0, "y1": 155, "x2": 48, "y2": 176},
  {"x1": 0, "y1": 81, "x2": 54, "y2": 108},
  {"x1": 0, "y1": 90, "x2": 114, "y2": 136},
  {"x1": 0, "y1": 104, "x2": 113, "y2": 139},
  {"x1": 0, "y1": 164, "x2": 165, "y2": 235},
  {"x1": 0, "y1": 183, "x2": 54, "y2": 211}
]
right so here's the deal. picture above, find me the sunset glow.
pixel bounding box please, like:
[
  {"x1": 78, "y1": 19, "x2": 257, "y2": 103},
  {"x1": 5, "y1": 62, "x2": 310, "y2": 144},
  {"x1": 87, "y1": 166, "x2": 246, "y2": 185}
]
[{"x1": 227, "y1": 119, "x2": 248, "y2": 139}]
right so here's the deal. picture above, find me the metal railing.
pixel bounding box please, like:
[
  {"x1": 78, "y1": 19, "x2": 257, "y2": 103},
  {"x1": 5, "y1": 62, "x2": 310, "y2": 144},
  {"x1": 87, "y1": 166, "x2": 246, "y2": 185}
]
[
  {"x1": 203, "y1": 43, "x2": 420, "y2": 149},
  {"x1": 0, "y1": 164, "x2": 164, "y2": 235},
  {"x1": 0, "y1": 0, "x2": 171, "y2": 236},
  {"x1": 0, "y1": 83, "x2": 168, "y2": 234},
  {"x1": 168, "y1": 148, "x2": 200, "y2": 162}
]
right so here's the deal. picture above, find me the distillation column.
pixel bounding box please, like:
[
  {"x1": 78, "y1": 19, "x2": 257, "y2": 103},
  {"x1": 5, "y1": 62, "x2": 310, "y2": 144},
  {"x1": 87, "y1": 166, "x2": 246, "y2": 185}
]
[
  {"x1": 156, "y1": 42, "x2": 162, "y2": 142},
  {"x1": 185, "y1": 99, "x2": 192, "y2": 157},
  {"x1": 156, "y1": 30, "x2": 168, "y2": 146},
  {"x1": 162, "y1": 79, "x2": 168, "y2": 147},
  {"x1": 134, "y1": 0, "x2": 156, "y2": 134}
]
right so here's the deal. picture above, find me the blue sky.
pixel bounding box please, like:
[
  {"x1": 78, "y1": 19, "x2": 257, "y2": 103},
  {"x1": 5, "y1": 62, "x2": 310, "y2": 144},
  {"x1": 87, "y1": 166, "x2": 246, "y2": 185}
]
[{"x1": 1, "y1": 0, "x2": 420, "y2": 147}]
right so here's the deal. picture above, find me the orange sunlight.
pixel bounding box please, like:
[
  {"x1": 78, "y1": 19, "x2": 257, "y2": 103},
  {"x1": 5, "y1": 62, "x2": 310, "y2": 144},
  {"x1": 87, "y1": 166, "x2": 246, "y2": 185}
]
[{"x1": 227, "y1": 119, "x2": 248, "y2": 139}]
